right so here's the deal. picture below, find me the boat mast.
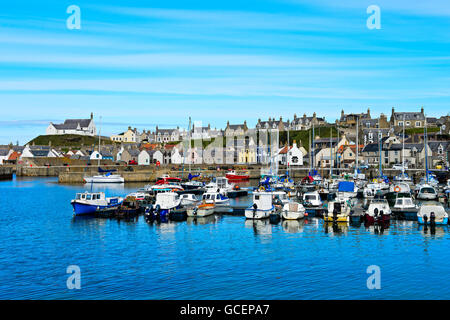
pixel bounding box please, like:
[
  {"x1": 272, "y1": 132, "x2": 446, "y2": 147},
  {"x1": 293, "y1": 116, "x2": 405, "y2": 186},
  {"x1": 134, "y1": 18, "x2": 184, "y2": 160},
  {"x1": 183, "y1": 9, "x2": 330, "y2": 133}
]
[
  {"x1": 287, "y1": 127, "x2": 290, "y2": 176},
  {"x1": 309, "y1": 128, "x2": 312, "y2": 174},
  {"x1": 98, "y1": 116, "x2": 101, "y2": 168},
  {"x1": 402, "y1": 114, "x2": 405, "y2": 175},
  {"x1": 188, "y1": 117, "x2": 192, "y2": 174},
  {"x1": 312, "y1": 122, "x2": 315, "y2": 174},
  {"x1": 329, "y1": 128, "x2": 332, "y2": 177},
  {"x1": 355, "y1": 115, "x2": 359, "y2": 177},
  {"x1": 378, "y1": 118, "x2": 382, "y2": 177},
  {"x1": 424, "y1": 115, "x2": 428, "y2": 183}
]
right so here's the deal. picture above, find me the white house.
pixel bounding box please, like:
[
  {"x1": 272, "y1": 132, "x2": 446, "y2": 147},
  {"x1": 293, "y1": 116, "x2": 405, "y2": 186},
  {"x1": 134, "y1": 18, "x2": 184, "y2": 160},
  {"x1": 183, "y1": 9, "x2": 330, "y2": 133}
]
[
  {"x1": 277, "y1": 141, "x2": 305, "y2": 166},
  {"x1": 171, "y1": 147, "x2": 184, "y2": 165},
  {"x1": 153, "y1": 150, "x2": 164, "y2": 165},
  {"x1": 138, "y1": 150, "x2": 152, "y2": 165},
  {"x1": 46, "y1": 113, "x2": 96, "y2": 136},
  {"x1": 90, "y1": 151, "x2": 102, "y2": 161},
  {"x1": 0, "y1": 149, "x2": 13, "y2": 165}
]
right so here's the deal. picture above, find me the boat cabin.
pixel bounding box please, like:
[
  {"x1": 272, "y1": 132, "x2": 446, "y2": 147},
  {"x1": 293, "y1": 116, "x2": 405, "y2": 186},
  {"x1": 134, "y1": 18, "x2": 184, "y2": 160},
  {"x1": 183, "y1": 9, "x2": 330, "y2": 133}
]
[
  {"x1": 75, "y1": 192, "x2": 105, "y2": 201},
  {"x1": 202, "y1": 192, "x2": 227, "y2": 202},
  {"x1": 252, "y1": 192, "x2": 274, "y2": 211},
  {"x1": 154, "y1": 192, "x2": 181, "y2": 209},
  {"x1": 394, "y1": 197, "x2": 415, "y2": 209}
]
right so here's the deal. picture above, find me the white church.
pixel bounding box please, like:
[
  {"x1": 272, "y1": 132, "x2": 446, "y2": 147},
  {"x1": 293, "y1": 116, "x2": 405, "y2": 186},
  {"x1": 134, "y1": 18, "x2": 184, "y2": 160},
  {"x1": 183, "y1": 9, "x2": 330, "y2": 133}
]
[{"x1": 46, "y1": 113, "x2": 96, "y2": 136}]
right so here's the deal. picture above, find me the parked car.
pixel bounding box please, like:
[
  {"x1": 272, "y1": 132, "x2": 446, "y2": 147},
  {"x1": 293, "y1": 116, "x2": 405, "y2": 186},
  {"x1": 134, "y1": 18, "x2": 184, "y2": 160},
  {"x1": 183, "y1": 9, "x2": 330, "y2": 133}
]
[
  {"x1": 128, "y1": 160, "x2": 138, "y2": 165},
  {"x1": 358, "y1": 164, "x2": 369, "y2": 170}
]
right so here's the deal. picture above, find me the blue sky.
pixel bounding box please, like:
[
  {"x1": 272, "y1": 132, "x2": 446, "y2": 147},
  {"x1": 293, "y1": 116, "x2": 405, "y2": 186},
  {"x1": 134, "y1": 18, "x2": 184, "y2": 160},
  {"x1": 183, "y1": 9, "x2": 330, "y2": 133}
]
[{"x1": 0, "y1": 0, "x2": 449, "y2": 144}]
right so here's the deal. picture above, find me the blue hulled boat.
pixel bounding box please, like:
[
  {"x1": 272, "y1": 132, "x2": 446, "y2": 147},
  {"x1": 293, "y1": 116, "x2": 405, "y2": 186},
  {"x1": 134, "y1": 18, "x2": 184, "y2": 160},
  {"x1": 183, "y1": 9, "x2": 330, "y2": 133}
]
[{"x1": 71, "y1": 192, "x2": 123, "y2": 216}]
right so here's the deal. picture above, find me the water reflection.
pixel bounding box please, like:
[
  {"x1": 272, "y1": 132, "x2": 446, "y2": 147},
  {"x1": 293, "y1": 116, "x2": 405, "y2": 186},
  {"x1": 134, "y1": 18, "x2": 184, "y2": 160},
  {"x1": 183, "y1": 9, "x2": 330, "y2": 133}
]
[
  {"x1": 244, "y1": 219, "x2": 272, "y2": 235},
  {"x1": 418, "y1": 224, "x2": 448, "y2": 238},
  {"x1": 365, "y1": 222, "x2": 390, "y2": 235},
  {"x1": 281, "y1": 220, "x2": 305, "y2": 233},
  {"x1": 187, "y1": 215, "x2": 219, "y2": 225},
  {"x1": 323, "y1": 221, "x2": 349, "y2": 235}
]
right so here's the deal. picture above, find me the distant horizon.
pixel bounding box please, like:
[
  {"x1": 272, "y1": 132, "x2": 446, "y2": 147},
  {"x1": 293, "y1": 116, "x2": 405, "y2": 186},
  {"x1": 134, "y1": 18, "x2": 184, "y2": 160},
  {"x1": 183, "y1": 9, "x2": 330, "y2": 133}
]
[{"x1": 1, "y1": 0, "x2": 449, "y2": 144}]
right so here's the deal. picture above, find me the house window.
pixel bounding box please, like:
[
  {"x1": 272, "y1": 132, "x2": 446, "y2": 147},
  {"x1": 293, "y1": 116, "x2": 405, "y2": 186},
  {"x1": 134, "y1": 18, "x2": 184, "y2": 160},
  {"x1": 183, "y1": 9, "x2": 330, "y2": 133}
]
[
  {"x1": 398, "y1": 122, "x2": 403, "y2": 126},
  {"x1": 415, "y1": 121, "x2": 421, "y2": 127},
  {"x1": 406, "y1": 121, "x2": 410, "y2": 126}
]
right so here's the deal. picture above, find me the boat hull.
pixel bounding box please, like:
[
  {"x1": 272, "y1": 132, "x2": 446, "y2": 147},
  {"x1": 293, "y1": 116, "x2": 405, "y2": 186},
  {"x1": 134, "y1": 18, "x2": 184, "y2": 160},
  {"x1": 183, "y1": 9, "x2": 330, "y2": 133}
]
[
  {"x1": 418, "y1": 217, "x2": 448, "y2": 225},
  {"x1": 226, "y1": 174, "x2": 250, "y2": 181},
  {"x1": 187, "y1": 207, "x2": 215, "y2": 217},
  {"x1": 71, "y1": 201, "x2": 120, "y2": 216},
  {"x1": 83, "y1": 176, "x2": 124, "y2": 183},
  {"x1": 281, "y1": 210, "x2": 305, "y2": 220},
  {"x1": 244, "y1": 208, "x2": 272, "y2": 219}
]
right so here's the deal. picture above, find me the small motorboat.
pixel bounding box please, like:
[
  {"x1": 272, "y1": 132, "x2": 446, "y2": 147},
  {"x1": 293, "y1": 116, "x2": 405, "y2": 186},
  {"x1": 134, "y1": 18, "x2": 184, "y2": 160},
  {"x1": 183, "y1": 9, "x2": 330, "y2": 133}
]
[
  {"x1": 71, "y1": 192, "x2": 123, "y2": 216},
  {"x1": 363, "y1": 179, "x2": 389, "y2": 198},
  {"x1": 281, "y1": 201, "x2": 305, "y2": 220},
  {"x1": 245, "y1": 192, "x2": 276, "y2": 219},
  {"x1": 386, "y1": 182, "x2": 412, "y2": 207},
  {"x1": 324, "y1": 200, "x2": 351, "y2": 223},
  {"x1": 187, "y1": 202, "x2": 215, "y2": 217},
  {"x1": 302, "y1": 191, "x2": 323, "y2": 217},
  {"x1": 417, "y1": 202, "x2": 448, "y2": 225},
  {"x1": 181, "y1": 180, "x2": 205, "y2": 190},
  {"x1": 226, "y1": 170, "x2": 250, "y2": 181},
  {"x1": 391, "y1": 195, "x2": 418, "y2": 220},
  {"x1": 416, "y1": 184, "x2": 438, "y2": 201},
  {"x1": 364, "y1": 198, "x2": 391, "y2": 224}
]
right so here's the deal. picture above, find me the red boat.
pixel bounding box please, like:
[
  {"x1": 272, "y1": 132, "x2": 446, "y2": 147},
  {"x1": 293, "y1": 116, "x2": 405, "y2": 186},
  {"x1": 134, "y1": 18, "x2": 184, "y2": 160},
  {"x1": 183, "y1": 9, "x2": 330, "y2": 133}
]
[
  {"x1": 156, "y1": 174, "x2": 182, "y2": 185},
  {"x1": 225, "y1": 170, "x2": 250, "y2": 181}
]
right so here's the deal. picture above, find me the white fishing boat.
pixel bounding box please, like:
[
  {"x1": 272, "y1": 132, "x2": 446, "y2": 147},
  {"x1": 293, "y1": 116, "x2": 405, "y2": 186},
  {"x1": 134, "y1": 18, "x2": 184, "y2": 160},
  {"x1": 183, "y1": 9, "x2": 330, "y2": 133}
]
[
  {"x1": 281, "y1": 201, "x2": 305, "y2": 220},
  {"x1": 245, "y1": 192, "x2": 277, "y2": 219},
  {"x1": 187, "y1": 202, "x2": 215, "y2": 217},
  {"x1": 417, "y1": 202, "x2": 448, "y2": 225},
  {"x1": 201, "y1": 191, "x2": 230, "y2": 207},
  {"x1": 71, "y1": 191, "x2": 123, "y2": 215},
  {"x1": 416, "y1": 184, "x2": 438, "y2": 200},
  {"x1": 179, "y1": 193, "x2": 199, "y2": 207},
  {"x1": 389, "y1": 182, "x2": 411, "y2": 194}
]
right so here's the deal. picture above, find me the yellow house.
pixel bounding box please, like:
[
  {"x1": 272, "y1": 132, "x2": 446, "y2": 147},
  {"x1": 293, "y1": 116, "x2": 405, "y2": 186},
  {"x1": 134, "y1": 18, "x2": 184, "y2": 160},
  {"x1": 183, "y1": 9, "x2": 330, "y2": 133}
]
[{"x1": 111, "y1": 127, "x2": 139, "y2": 143}]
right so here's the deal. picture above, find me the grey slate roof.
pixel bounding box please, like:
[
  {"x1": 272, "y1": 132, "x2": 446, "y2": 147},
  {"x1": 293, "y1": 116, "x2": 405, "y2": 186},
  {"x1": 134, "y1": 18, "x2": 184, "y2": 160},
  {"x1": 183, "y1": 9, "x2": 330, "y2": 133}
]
[
  {"x1": 393, "y1": 112, "x2": 425, "y2": 121},
  {"x1": 53, "y1": 119, "x2": 92, "y2": 130},
  {"x1": 0, "y1": 149, "x2": 9, "y2": 156}
]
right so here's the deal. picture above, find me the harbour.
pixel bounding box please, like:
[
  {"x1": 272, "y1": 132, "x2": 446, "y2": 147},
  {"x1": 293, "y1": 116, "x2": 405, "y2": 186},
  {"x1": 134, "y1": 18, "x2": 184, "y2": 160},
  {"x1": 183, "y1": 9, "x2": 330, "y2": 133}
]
[{"x1": 2, "y1": 173, "x2": 450, "y2": 300}]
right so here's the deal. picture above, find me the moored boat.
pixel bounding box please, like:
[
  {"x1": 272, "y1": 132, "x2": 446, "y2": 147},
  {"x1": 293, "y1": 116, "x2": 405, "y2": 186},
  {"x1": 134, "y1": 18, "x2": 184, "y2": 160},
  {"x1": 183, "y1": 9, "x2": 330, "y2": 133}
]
[
  {"x1": 226, "y1": 170, "x2": 250, "y2": 181},
  {"x1": 71, "y1": 192, "x2": 123, "y2": 216},
  {"x1": 391, "y1": 196, "x2": 418, "y2": 220},
  {"x1": 281, "y1": 201, "x2": 305, "y2": 220},
  {"x1": 245, "y1": 192, "x2": 276, "y2": 219},
  {"x1": 416, "y1": 184, "x2": 438, "y2": 201},
  {"x1": 324, "y1": 200, "x2": 351, "y2": 222},
  {"x1": 187, "y1": 202, "x2": 215, "y2": 217},
  {"x1": 364, "y1": 198, "x2": 391, "y2": 224},
  {"x1": 417, "y1": 202, "x2": 448, "y2": 225}
]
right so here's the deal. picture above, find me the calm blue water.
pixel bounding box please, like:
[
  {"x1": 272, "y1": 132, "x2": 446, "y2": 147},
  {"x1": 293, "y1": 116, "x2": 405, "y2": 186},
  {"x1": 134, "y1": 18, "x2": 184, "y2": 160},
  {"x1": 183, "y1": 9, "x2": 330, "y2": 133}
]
[{"x1": 1, "y1": 176, "x2": 449, "y2": 300}]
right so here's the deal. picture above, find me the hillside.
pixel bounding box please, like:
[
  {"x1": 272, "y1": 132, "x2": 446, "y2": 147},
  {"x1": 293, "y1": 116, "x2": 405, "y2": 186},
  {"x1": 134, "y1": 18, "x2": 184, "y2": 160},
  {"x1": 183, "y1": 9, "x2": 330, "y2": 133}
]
[{"x1": 27, "y1": 134, "x2": 116, "y2": 148}]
